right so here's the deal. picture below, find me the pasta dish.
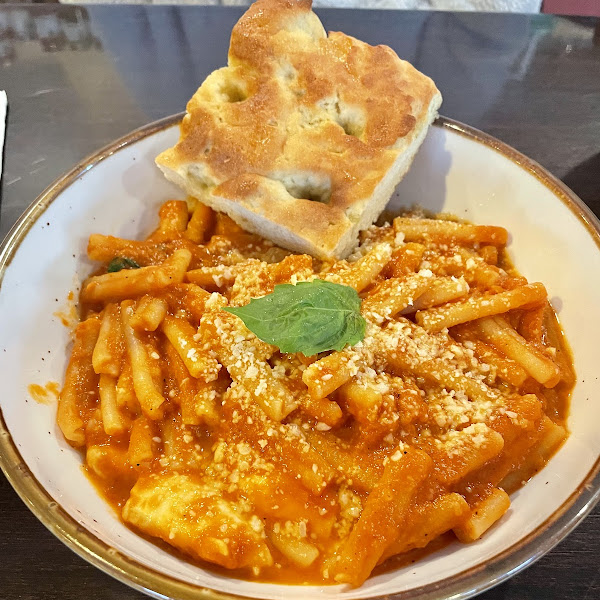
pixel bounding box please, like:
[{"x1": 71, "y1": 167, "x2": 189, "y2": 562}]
[{"x1": 57, "y1": 199, "x2": 574, "y2": 586}]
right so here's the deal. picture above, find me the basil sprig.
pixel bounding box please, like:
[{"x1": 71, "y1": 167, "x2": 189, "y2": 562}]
[
  {"x1": 107, "y1": 257, "x2": 141, "y2": 273},
  {"x1": 224, "y1": 279, "x2": 366, "y2": 356}
]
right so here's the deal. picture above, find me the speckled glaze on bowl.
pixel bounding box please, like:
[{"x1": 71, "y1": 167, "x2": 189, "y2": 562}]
[{"x1": 0, "y1": 115, "x2": 599, "y2": 600}]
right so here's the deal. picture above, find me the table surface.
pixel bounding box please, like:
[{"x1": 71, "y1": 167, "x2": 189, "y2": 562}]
[{"x1": 1, "y1": 4, "x2": 599, "y2": 600}]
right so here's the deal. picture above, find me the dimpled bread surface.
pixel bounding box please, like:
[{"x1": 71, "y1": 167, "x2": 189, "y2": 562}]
[{"x1": 156, "y1": 0, "x2": 442, "y2": 259}]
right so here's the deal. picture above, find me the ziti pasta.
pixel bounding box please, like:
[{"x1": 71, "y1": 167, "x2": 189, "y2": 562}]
[{"x1": 57, "y1": 199, "x2": 574, "y2": 587}]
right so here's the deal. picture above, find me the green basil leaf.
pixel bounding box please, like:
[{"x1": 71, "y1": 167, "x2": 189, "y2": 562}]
[
  {"x1": 107, "y1": 257, "x2": 141, "y2": 273},
  {"x1": 223, "y1": 279, "x2": 366, "y2": 355}
]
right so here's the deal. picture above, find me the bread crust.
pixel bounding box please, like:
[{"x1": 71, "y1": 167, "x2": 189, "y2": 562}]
[{"x1": 157, "y1": 0, "x2": 442, "y2": 258}]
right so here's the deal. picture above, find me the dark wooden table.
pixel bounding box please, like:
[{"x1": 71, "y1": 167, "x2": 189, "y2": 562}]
[{"x1": 1, "y1": 4, "x2": 599, "y2": 599}]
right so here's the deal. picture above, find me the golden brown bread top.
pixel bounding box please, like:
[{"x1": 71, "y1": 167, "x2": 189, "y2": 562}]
[{"x1": 157, "y1": 0, "x2": 441, "y2": 257}]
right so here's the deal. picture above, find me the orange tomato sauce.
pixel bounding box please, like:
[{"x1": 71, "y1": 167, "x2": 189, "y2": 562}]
[{"x1": 57, "y1": 200, "x2": 573, "y2": 586}]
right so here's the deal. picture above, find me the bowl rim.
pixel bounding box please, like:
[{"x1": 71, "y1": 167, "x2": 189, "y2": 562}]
[{"x1": 1, "y1": 113, "x2": 599, "y2": 600}]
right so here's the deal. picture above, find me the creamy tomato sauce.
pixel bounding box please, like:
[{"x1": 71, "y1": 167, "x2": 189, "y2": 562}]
[{"x1": 57, "y1": 201, "x2": 573, "y2": 586}]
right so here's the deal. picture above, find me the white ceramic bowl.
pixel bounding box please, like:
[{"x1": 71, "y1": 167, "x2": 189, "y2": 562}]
[{"x1": 1, "y1": 115, "x2": 599, "y2": 600}]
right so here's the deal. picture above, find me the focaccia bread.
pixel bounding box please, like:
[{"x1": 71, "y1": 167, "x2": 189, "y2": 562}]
[{"x1": 156, "y1": 0, "x2": 442, "y2": 259}]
